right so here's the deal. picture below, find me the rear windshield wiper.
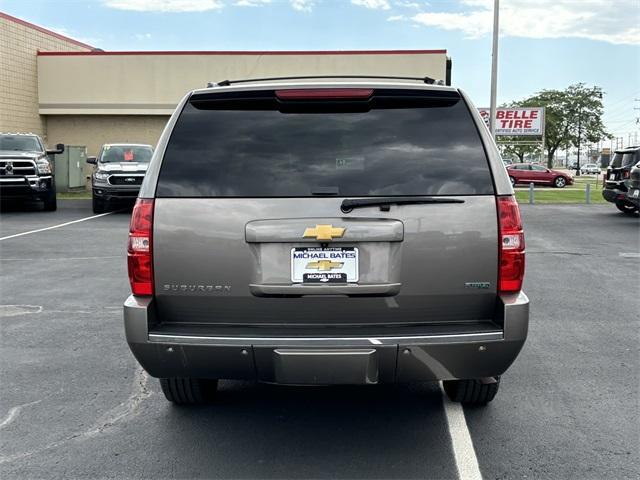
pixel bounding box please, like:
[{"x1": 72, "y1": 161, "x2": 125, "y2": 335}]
[{"x1": 341, "y1": 196, "x2": 465, "y2": 213}]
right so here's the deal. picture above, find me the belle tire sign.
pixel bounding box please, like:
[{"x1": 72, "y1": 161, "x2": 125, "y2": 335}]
[{"x1": 478, "y1": 107, "x2": 545, "y2": 136}]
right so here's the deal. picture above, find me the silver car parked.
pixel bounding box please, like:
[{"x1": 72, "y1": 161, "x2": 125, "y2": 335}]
[
  {"x1": 124, "y1": 77, "x2": 529, "y2": 406},
  {"x1": 580, "y1": 163, "x2": 600, "y2": 175}
]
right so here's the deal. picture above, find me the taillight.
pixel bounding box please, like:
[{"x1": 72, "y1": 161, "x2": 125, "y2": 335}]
[
  {"x1": 275, "y1": 88, "x2": 373, "y2": 100},
  {"x1": 127, "y1": 198, "x2": 154, "y2": 296},
  {"x1": 497, "y1": 196, "x2": 525, "y2": 294}
]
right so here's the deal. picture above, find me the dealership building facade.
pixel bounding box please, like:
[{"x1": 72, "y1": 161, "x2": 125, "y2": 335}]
[{"x1": 2, "y1": 12, "x2": 451, "y2": 158}]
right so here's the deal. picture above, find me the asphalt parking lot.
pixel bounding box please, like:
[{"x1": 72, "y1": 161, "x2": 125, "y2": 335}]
[{"x1": 1, "y1": 201, "x2": 638, "y2": 479}]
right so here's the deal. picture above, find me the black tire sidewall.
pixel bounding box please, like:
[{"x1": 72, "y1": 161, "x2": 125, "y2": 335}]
[
  {"x1": 92, "y1": 195, "x2": 106, "y2": 214},
  {"x1": 43, "y1": 188, "x2": 57, "y2": 211},
  {"x1": 616, "y1": 201, "x2": 639, "y2": 215}
]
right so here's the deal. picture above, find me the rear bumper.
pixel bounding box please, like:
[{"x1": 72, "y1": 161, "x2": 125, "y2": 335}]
[
  {"x1": 602, "y1": 185, "x2": 627, "y2": 203},
  {"x1": 625, "y1": 188, "x2": 640, "y2": 208},
  {"x1": 124, "y1": 292, "x2": 529, "y2": 384}
]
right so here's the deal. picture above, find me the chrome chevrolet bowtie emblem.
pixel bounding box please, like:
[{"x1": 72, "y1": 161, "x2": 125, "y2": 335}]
[
  {"x1": 303, "y1": 224, "x2": 345, "y2": 241},
  {"x1": 306, "y1": 260, "x2": 344, "y2": 271}
]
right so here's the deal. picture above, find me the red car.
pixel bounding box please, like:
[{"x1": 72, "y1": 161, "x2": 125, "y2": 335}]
[{"x1": 506, "y1": 163, "x2": 574, "y2": 188}]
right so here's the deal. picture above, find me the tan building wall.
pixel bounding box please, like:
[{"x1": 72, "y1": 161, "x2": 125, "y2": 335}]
[
  {"x1": 46, "y1": 115, "x2": 169, "y2": 187},
  {"x1": 0, "y1": 12, "x2": 93, "y2": 141},
  {"x1": 37, "y1": 50, "x2": 449, "y2": 115},
  {"x1": 46, "y1": 115, "x2": 169, "y2": 157}
]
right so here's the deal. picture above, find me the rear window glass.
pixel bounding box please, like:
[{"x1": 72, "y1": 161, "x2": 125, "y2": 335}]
[
  {"x1": 157, "y1": 90, "x2": 494, "y2": 197},
  {"x1": 611, "y1": 151, "x2": 639, "y2": 168}
]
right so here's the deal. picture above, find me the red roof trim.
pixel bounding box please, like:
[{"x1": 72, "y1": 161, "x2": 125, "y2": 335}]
[
  {"x1": 37, "y1": 49, "x2": 447, "y2": 57},
  {"x1": 0, "y1": 11, "x2": 95, "y2": 50}
]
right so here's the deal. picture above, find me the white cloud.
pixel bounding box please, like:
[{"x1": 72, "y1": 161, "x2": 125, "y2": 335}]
[
  {"x1": 410, "y1": 0, "x2": 639, "y2": 45},
  {"x1": 412, "y1": 10, "x2": 490, "y2": 38},
  {"x1": 103, "y1": 0, "x2": 223, "y2": 12},
  {"x1": 351, "y1": 0, "x2": 391, "y2": 10},
  {"x1": 387, "y1": 15, "x2": 405, "y2": 22},
  {"x1": 290, "y1": 0, "x2": 314, "y2": 12},
  {"x1": 234, "y1": 0, "x2": 271, "y2": 5},
  {"x1": 135, "y1": 32, "x2": 152, "y2": 39},
  {"x1": 395, "y1": 1, "x2": 423, "y2": 9},
  {"x1": 460, "y1": 0, "x2": 491, "y2": 7}
]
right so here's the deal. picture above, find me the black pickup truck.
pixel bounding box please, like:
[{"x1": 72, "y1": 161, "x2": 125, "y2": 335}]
[{"x1": 0, "y1": 132, "x2": 64, "y2": 211}]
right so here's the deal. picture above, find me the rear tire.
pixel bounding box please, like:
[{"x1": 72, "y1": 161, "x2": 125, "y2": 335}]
[
  {"x1": 443, "y1": 377, "x2": 500, "y2": 405},
  {"x1": 92, "y1": 196, "x2": 107, "y2": 214},
  {"x1": 553, "y1": 176, "x2": 567, "y2": 188},
  {"x1": 42, "y1": 189, "x2": 57, "y2": 211},
  {"x1": 615, "y1": 200, "x2": 639, "y2": 215},
  {"x1": 159, "y1": 378, "x2": 218, "y2": 404}
]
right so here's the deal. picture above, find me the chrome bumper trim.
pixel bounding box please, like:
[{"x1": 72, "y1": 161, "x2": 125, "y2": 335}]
[
  {"x1": 148, "y1": 330, "x2": 503, "y2": 347},
  {"x1": 0, "y1": 175, "x2": 51, "y2": 183}
]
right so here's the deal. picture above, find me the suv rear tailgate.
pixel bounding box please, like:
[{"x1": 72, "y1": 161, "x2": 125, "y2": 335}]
[
  {"x1": 150, "y1": 86, "x2": 500, "y2": 332},
  {"x1": 153, "y1": 196, "x2": 498, "y2": 328}
]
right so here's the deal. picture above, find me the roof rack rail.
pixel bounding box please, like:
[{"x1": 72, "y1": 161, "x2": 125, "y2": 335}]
[{"x1": 206, "y1": 75, "x2": 444, "y2": 88}]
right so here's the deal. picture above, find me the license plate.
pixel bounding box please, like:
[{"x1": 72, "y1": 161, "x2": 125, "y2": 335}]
[
  {"x1": 291, "y1": 247, "x2": 358, "y2": 283},
  {"x1": 632, "y1": 189, "x2": 640, "y2": 198}
]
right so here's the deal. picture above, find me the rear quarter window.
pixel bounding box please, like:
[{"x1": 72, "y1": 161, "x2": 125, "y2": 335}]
[
  {"x1": 622, "y1": 152, "x2": 639, "y2": 167},
  {"x1": 157, "y1": 89, "x2": 495, "y2": 197}
]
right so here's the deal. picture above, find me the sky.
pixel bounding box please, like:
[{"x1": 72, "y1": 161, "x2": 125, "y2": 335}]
[{"x1": 2, "y1": 0, "x2": 639, "y2": 142}]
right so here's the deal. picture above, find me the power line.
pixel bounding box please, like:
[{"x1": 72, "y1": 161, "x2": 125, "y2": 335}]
[
  {"x1": 608, "y1": 119, "x2": 638, "y2": 124},
  {"x1": 605, "y1": 93, "x2": 640, "y2": 111}
]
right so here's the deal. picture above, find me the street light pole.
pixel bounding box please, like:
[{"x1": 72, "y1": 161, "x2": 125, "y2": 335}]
[
  {"x1": 489, "y1": 0, "x2": 499, "y2": 138},
  {"x1": 576, "y1": 113, "x2": 582, "y2": 176}
]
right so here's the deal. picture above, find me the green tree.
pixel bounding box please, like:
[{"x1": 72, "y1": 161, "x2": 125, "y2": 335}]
[
  {"x1": 524, "y1": 84, "x2": 610, "y2": 168},
  {"x1": 498, "y1": 140, "x2": 538, "y2": 163}
]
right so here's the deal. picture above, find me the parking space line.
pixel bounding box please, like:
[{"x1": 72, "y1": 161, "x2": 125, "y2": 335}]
[
  {"x1": 440, "y1": 383, "x2": 483, "y2": 480},
  {"x1": 0, "y1": 400, "x2": 41, "y2": 429},
  {"x1": 0, "y1": 212, "x2": 114, "y2": 241}
]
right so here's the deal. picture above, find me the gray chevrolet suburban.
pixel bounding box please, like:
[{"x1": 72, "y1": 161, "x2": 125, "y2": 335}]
[{"x1": 124, "y1": 78, "x2": 529, "y2": 406}]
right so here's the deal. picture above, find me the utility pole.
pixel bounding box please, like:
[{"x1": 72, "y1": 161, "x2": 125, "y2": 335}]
[
  {"x1": 489, "y1": 0, "x2": 499, "y2": 138},
  {"x1": 576, "y1": 114, "x2": 582, "y2": 176}
]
